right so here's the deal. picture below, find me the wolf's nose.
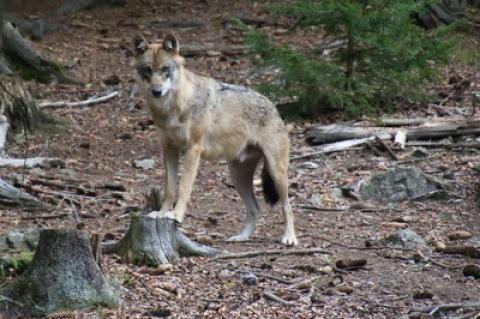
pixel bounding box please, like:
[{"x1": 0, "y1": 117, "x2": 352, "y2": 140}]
[{"x1": 151, "y1": 88, "x2": 162, "y2": 97}]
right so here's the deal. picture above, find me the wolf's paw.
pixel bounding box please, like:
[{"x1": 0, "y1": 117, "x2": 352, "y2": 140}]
[
  {"x1": 281, "y1": 235, "x2": 298, "y2": 246},
  {"x1": 226, "y1": 234, "x2": 250, "y2": 242},
  {"x1": 163, "y1": 211, "x2": 182, "y2": 223}
]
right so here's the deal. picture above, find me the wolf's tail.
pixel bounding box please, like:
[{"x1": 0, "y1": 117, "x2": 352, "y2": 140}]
[{"x1": 262, "y1": 161, "x2": 279, "y2": 206}]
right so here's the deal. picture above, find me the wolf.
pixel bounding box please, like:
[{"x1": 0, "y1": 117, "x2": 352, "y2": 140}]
[{"x1": 133, "y1": 33, "x2": 298, "y2": 246}]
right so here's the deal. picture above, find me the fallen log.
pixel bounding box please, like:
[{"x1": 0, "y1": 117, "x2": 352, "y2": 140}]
[
  {"x1": 306, "y1": 120, "x2": 480, "y2": 145},
  {"x1": 0, "y1": 178, "x2": 51, "y2": 211}
]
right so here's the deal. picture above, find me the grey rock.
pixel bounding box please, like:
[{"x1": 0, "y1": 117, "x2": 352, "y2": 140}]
[
  {"x1": 133, "y1": 158, "x2": 155, "y2": 170},
  {"x1": 360, "y1": 167, "x2": 445, "y2": 203},
  {"x1": 330, "y1": 187, "x2": 344, "y2": 199},
  {"x1": 0, "y1": 229, "x2": 40, "y2": 252},
  {"x1": 381, "y1": 229, "x2": 427, "y2": 248},
  {"x1": 241, "y1": 272, "x2": 258, "y2": 286}
]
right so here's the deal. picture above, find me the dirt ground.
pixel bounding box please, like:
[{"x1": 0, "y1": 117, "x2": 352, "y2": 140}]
[{"x1": 2, "y1": 0, "x2": 480, "y2": 318}]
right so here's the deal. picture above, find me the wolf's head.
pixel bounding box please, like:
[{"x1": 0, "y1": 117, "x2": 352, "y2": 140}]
[{"x1": 133, "y1": 33, "x2": 184, "y2": 99}]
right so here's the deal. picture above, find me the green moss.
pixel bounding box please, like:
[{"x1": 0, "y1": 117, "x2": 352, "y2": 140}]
[{"x1": 0, "y1": 251, "x2": 34, "y2": 278}]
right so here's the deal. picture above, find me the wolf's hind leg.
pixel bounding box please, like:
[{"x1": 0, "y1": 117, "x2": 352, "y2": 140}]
[
  {"x1": 263, "y1": 143, "x2": 298, "y2": 246},
  {"x1": 226, "y1": 153, "x2": 262, "y2": 241}
]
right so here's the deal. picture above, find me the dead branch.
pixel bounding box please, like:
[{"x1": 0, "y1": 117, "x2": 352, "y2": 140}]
[
  {"x1": 290, "y1": 136, "x2": 376, "y2": 160},
  {"x1": 374, "y1": 136, "x2": 398, "y2": 160},
  {"x1": 442, "y1": 246, "x2": 480, "y2": 258},
  {"x1": 292, "y1": 204, "x2": 348, "y2": 212},
  {"x1": 180, "y1": 44, "x2": 249, "y2": 57},
  {"x1": 214, "y1": 247, "x2": 331, "y2": 260},
  {"x1": 413, "y1": 302, "x2": 480, "y2": 316},
  {"x1": 0, "y1": 157, "x2": 64, "y2": 169},
  {"x1": 39, "y1": 91, "x2": 119, "y2": 108},
  {"x1": 22, "y1": 213, "x2": 68, "y2": 220},
  {"x1": 335, "y1": 259, "x2": 367, "y2": 270},
  {"x1": 262, "y1": 291, "x2": 294, "y2": 306}
]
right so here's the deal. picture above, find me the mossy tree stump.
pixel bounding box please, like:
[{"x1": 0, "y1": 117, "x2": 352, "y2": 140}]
[{"x1": 0, "y1": 229, "x2": 118, "y2": 318}]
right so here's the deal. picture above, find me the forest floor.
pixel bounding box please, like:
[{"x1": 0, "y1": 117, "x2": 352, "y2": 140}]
[{"x1": 2, "y1": 0, "x2": 480, "y2": 318}]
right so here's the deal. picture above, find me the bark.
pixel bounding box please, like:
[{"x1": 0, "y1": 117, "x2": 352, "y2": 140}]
[
  {"x1": 0, "y1": 229, "x2": 118, "y2": 318},
  {"x1": 103, "y1": 215, "x2": 222, "y2": 265}
]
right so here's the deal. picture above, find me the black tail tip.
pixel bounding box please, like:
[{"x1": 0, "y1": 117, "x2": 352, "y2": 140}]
[{"x1": 262, "y1": 167, "x2": 279, "y2": 206}]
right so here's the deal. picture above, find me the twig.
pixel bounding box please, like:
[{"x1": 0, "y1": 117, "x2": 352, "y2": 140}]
[
  {"x1": 472, "y1": 92, "x2": 478, "y2": 116},
  {"x1": 413, "y1": 302, "x2": 480, "y2": 316},
  {"x1": 262, "y1": 291, "x2": 294, "y2": 306},
  {"x1": 22, "y1": 213, "x2": 68, "y2": 220},
  {"x1": 238, "y1": 271, "x2": 294, "y2": 284},
  {"x1": 214, "y1": 247, "x2": 331, "y2": 260},
  {"x1": 292, "y1": 204, "x2": 348, "y2": 212},
  {"x1": 39, "y1": 91, "x2": 119, "y2": 108}
]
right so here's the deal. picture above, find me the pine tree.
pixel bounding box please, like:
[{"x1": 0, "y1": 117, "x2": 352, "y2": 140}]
[{"x1": 244, "y1": 0, "x2": 455, "y2": 117}]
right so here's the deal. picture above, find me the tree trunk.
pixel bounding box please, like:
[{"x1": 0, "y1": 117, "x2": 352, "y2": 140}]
[
  {"x1": 103, "y1": 216, "x2": 222, "y2": 266},
  {"x1": 1, "y1": 22, "x2": 80, "y2": 84},
  {"x1": 0, "y1": 229, "x2": 118, "y2": 318}
]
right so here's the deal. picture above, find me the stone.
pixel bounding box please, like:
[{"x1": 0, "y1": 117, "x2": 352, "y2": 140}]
[
  {"x1": 381, "y1": 229, "x2": 427, "y2": 249},
  {"x1": 241, "y1": 272, "x2": 258, "y2": 286},
  {"x1": 133, "y1": 158, "x2": 155, "y2": 170},
  {"x1": 0, "y1": 229, "x2": 39, "y2": 253},
  {"x1": 360, "y1": 167, "x2": 446, "y2": 203}
]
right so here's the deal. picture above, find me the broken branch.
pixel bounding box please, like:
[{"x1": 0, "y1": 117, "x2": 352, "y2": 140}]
[
  {"x1": 214, "y1": 247, "x2": 331, "y2": 260},
  {"x1": 39, "y1": 91, "x2": 119, "y2": 108}
]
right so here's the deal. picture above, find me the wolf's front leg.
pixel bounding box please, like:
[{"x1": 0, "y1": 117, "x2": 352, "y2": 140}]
[
  {"x1": 148, "y1": 145, "x2": 179, "y2": 219},
  {"x1": 171, "y1": 143, "x2": 203, "y2": 223}
]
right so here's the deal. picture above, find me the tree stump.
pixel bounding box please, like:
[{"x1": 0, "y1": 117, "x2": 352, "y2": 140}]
[
  {"x1": 103, "y1": 216, "x2": 222, "y2": 266},
  {"x1": 0, "y1": 229, "x2": 118, "y2": 318}
]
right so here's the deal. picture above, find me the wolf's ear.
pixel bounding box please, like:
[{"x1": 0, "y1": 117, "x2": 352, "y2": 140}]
[
  {"x1": 133, "y1": 34, "x2": 148, "y2": 55},
  {"x1": 163, "y1": 33, "x2": 179, "y2": 54}
]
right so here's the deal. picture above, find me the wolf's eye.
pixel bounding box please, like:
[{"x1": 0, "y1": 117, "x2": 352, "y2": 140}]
[
  {"x1": 161, "y1": 66, "x2": 170, "y2": 74},
  {"x1": 142, "y1": 66, "x2": 152, "y2": 75}
]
